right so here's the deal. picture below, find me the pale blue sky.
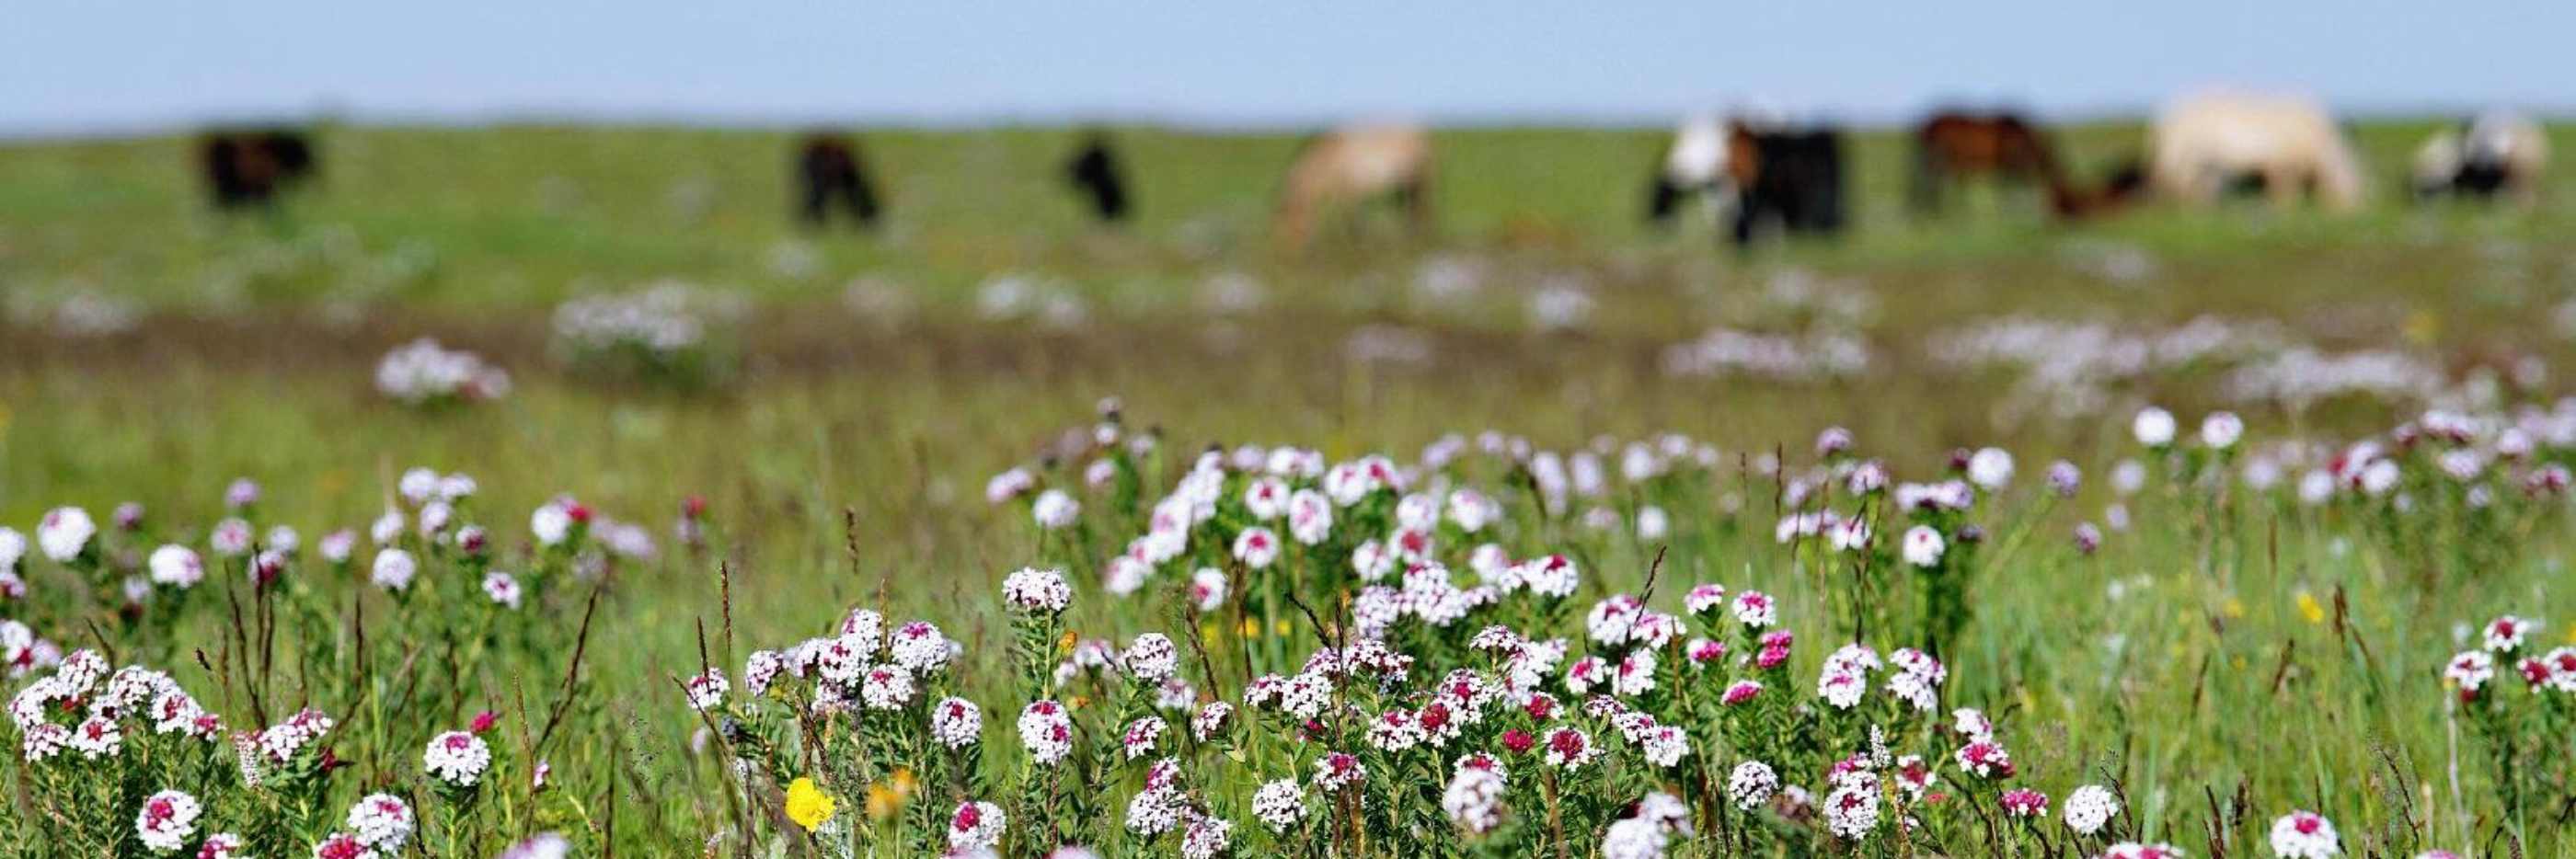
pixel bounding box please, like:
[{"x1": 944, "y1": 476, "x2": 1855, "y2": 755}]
[{"x1": 3, "y1": 1, "x2": 2566, "y2": 136}]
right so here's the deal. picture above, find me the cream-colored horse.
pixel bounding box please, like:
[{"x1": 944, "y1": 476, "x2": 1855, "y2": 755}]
[
  {"x1": 2148, "y1": 92, "x2": 2365, "y2": 212},
  {"x1": 1272, "y1": 123, "x2": 1432, "y2": 251}
]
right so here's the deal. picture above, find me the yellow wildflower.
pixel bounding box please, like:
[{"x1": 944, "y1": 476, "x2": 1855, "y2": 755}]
[
  {"x1": 2221, "y1": 598, "x2": 2246, "y2": 619},
  {"x1": 1273, "y1": 619, "x2": 1292, "y2": 637},
  {"x1": 1239, "y1": 618, "x2": 1260, "y2": 638},
  {"x1": 784, "y1": 777, "x2": 835, "y2": 832},
  {"x1": 2403, "y1": 310, "x2": 2439, "y2": 346},
  {"x1": 866, "y1": 783, "x2": 902, "y2": 820},
  {"x1": 2294, "y1": 591, "x2": 2326, "y2": 625},
  {"x1": 1057, "y1": 630, "x2": 1079, "y2": 655}
]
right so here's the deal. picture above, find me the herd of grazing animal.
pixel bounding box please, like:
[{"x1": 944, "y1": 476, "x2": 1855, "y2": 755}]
[{"x1": 193, "y1": 93, "x2": 2551, "y2": 251}]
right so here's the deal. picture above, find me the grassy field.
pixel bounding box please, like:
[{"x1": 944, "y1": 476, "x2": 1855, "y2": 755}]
[{"x1": 1, "y1": 120, "x2": 2574, "y2": 856}]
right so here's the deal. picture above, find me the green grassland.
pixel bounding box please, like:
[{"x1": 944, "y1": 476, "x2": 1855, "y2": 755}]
[{"x1": 0, "y1": 120, "x2": 2573, "y2": 854}]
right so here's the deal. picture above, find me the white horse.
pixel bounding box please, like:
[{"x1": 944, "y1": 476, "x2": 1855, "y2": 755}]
[
  {"x1": 2147, "y1": 92, "x2": 2366, "y2": 212},
  {"x1": 2413, "y1": 111, "x2": 2548, "y2": 206},
  {"x1": 1272, "y1": 123, "x2": 1432, "y2": 251},
  {"x1": 1646, "y1": 115, "x2": 1750, "y2": 225}
]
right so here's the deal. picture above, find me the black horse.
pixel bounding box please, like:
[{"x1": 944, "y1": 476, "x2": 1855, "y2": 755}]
[
  {"x1": 795, "y1": 133, "x2": 881, "y2": 228},
  {"x1": 1064, "y1": 132, "x2": 1131, "y2": 223},
  {"x1": 199, "y1": 130, "x2": 317, "y2": 209},
  {"x1": 1731, "y1": 127, "x2": 1845, "y2": 246}
]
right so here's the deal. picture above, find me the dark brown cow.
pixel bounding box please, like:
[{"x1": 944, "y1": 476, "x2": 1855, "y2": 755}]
[
  {"x1": 795, "y1": 133, "x2": 881, "y2": 228},
  {"x1": 199, "y1": 130, "x2": 316, "y2": 209}
]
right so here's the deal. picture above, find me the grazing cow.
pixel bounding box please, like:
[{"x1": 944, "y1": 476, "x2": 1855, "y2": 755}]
[
  {"x1": 198, "y1": 130, "x2": 316, "y2": 209},
  {"x1": 1911, "y1": 111, "x2": 2090, "y2": 218},
  {"x1": 1645, "y1": 115, "x2": 1754, "y2": 226},
  {"x1": 795, "y1": 133, "x2": 881, "y2": 228},
  {"x1": 1064, "y1": 131, "x2": 1132, "y2": 223},
  {"x1": 1272, "y1": 123, "x2": 1432, "y2": 251},
  {"x1": 1729, "y1": 122, "x2": 1846, "y2": 246},
  {"x1": 2146, "y1": 92, "x2": 2365, "y2": 212},
  {"x1": 2412, "y1": 111, "x2": 2548, "y2": 206}
]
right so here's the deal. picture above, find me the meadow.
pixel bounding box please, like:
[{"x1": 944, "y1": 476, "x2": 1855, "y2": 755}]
[{"x1": 1, "y1": 119, "x2": 2574, "y2": 857}]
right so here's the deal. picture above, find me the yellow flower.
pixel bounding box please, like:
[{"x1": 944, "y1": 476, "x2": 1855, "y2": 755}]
[
  {"x1": 2403, "y1": 310, "x2": 2440, "y2": 346},
  {"x1": 2221, "y1": 598, "x2": 2246, "y2": 619},
  {"x1": 1058, "y1": 630, "x2": 1079, "y2": 656},
  {"x1": 1272, "y1": 619, "x2": 1292, "y2": 637},
  {"x1": 1200, "y1": 622, "x2": 1220, "y2": 643},
  {"x1": 2294, "y1": 591, "x2": 2326, "y2": 625},
  {"x1": 2565, "y1": 624, "x2": 2576, "y2": 645},
  {"x1": 866, "y1": 784, "x2": 902, "y2": 820},
  {"x1": 784, "y1": 777, "x2": 835, "y2": 832},
  {"x1": 865, "y1": 769, "x2": 916, "y2": 821},
  {"x1": 1239, "y1": 618, "x2": 1260, "y2": 638}
]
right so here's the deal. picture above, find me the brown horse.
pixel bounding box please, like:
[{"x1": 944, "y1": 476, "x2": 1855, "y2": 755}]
[{"x1": 1911, "y1": 111, "x2": 2092, "y2": 218}]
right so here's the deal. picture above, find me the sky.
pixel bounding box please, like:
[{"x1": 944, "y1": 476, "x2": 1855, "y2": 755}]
[{"x1": 3, "y1": 1, "x2": 2568, "y2": 137}]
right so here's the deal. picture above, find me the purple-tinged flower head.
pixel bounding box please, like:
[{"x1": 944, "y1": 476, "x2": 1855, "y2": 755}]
[
  {"x1": 683, "y1": 670, "x2": 727, "y2": 711},
  {"x1": 1018, "y1": 701, "x2": 1075, "y2": 765},
  {"x1": 1967, "y1": 448, "x2": 2015, "y2": 489},
  {"x1": 1815, "y1": 427, "x2": 1854, "y2": 458},
  {"x1": 37, "y1": 507, "x2": 96, "y2": 563},
  {"x1": 1314, "y1": 751, "x2": 1367, "y2": 791},
  {"x1": 1732, "y1": 590, "x2": 1777, "y2": 628},
  {"x1": 2047, "y1": 461, "x2": 2081, "y2": 498},
  {"x1": 949, "y1": 801, "x2": 1006, "y2": 852},
  {"x1": 930, "y1": 697, "x2": 982, "y2": 749},
  {"x1": 134, "y1": 789, "x2": 203, "y2": 852},
  {"x1": 1002, "y1": 567, "x2": 1072, "y2": 613},
  {"x1": 2133, "y1": 407, "x2": 2177, "y2": 448},
  {"x1": 346, "y1": 792, "x2": 414, "y2": 852},
  {"x1": 2444, "y1": 650, "x2": 2495, "y2": 698},
  {"x1": 1955, "y1": 740, "x2": 2014, "y2": 779},
  {"x1": 1999, "y1": 788, "x2": 2049, "y2": 819},
  {"x1": 311, "y1": 831, "x2": 373, "y2": 859},
  {"x1": 1252, "y1": 778, "x2": 1308, "y2": 833},
  {"x1": 1902, "y1": 526, "x2": 1946, "y2": 568},
  {"x1": 148, "y1": 545, "x2": 205, "y2": 590},
  {"x1": 422, "y1": 730, "x2": 492, "y2": 787},
  {"x1": 1727, "y1": 761, "x2": 1778, "y2": 810},
  {"x1": 2268, "y1": 810, "x2": 2340, "y2": 859},
  {"x1": 2202, "y1": 411, "x2": 2244, "y2": 450},
  {"x1": 1721, "y1": 680, "x2": 1764, "y2": 706},
  {"x1": 2484, "y1": 615, "x2": 2535, "y2": 653},
  {"x1": 195, "y1": 832, "x2": 247, "y2": 858},
  {"x1": 2063, "y1": 785, "x2": 2119, "y2": 834}
]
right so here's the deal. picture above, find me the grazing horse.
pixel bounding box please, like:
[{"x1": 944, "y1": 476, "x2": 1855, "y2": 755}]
[
  {"x1": 2146, "y1": 92, "x2": 2365, "y2": 212},
  {"x1": 1271, "y1": 123, "x2": 1432, "y2": 251},
  {"x1": 2412, "y1": 111, "x2": 2548, "y2": 207},
  {"x1": 1064, "y1": 131, "x2": 1132, "y2": 223},
  {"x1": 198, "y1": 130, "x2": 316, "y2": 209},
  {"x1": 1730, "y1": 123, "x2": 1846, "y2": 246},
  {"x1": 1645, "y1": 115, "x2": 1755, "y2": 227},
  {"x1": 1911, "y1": 111, "x2": 2090, "y2": 218},
  {"x1": 795, "y1": 134, "x2": 881, "y2": 228}
]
